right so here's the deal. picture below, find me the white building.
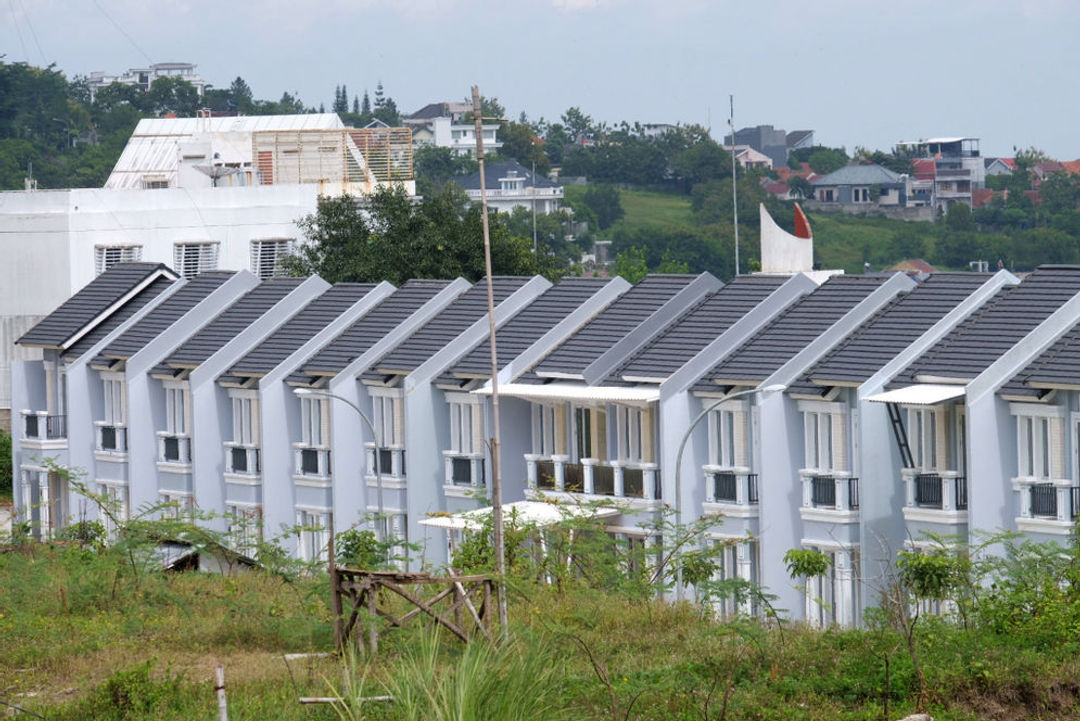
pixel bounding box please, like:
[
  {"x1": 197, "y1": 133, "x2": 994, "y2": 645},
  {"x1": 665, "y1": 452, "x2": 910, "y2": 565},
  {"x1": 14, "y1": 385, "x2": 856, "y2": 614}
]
[
  {"x1": 0, "y1": 113, "x2": 415, "y2": 424},
  {"x1": 456, "y1": 160, "x2": 563, "y2": 215},
  {"x1": 88, "y1": 62, "x2": 206, "y2": 99}
]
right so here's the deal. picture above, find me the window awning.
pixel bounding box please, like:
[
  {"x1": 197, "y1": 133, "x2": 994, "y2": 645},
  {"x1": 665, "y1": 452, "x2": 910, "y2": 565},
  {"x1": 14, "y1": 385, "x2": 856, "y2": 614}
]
[
  {"x1": 419, "y1": 501, "x2": 620, "y2": 531},
  {"x1": 472, "y1": 382, "x2": 660, "y2": 405},
  {"x1": 865, "y1": 384, "x2": 965, "y2": 406}
]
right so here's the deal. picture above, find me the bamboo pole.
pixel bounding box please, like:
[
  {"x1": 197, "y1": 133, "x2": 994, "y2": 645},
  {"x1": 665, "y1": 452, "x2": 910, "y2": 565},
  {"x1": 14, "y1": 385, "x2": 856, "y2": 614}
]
[{"x1": 471, "y1": 85, "x2": 508, "y2": 640}]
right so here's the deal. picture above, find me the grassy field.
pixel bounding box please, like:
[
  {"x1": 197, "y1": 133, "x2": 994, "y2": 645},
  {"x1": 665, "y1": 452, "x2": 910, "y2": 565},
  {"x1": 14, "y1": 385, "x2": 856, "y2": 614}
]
[
  {"x1": 564, "y1": 186, "x2": 695, "y2": 233},
  {"x1": 3, "y1": 537, "x2": 1080, "y2": 720}
]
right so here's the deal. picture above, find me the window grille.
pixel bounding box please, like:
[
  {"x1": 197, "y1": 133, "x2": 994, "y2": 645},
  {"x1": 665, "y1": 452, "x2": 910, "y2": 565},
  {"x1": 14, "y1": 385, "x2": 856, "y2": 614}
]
[
  {"x1": 249, "y1": 239, "x2": 295, "y2": 279},
  {"x1": 94, "y1": 246, "x2": 142, "y2": 276},
  {"x1": 173, "y1": 242, "x2": 219, "y2": 278}
]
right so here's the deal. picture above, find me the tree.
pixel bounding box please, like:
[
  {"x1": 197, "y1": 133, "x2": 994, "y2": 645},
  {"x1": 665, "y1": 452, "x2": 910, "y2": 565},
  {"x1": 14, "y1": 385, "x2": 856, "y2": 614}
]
[
  {"x1": 788, "y1": 176, "x2": 813, "y2": 200},
  {"x1": 614, "y1": 247, "x2": 648, "y2": 284},
  {"x1": 229, "y1": 76, "x2": 254, "y2": 114},
  {"x1": 561, "y1": 107, "x2": 595, "y2": 142},
  {"x1": 670, "y1": 137, "x2": 732, "y2": 191},
  {"x1": 413, "y1": 144, "x2": 477, "y2": 197},
  {"x1": 807, "y1": 146, "x2": 849, "y2": 175},
  {"x1": 333, "y1": 84, "x2": 348, "y2": 114},
  {"x1": 462, "y1": 95, "x2": 506, "y2": 123},
  {"x1": 582, "y1": 184, "x2": 624, "y2": 230},
  {"x1": 498, "y1": 122, "x2": 550, "y2": 175},
  {"x1": 147, "y1": 76, "x2": 199, "y2": 117}
]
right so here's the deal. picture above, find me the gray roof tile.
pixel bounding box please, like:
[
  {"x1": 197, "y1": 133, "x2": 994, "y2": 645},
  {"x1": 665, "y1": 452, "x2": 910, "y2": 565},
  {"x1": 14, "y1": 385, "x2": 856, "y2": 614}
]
[
  {"x1": 158, "y1": 277, "x2": 304, "y2": 370},
  {"x1": 18, "y1": 262, "x2": 176, "y2": 348},
  {"x1": 367, "y1": 277, "x2": 531, "y2": 378},
  {"x1": 525, "y1": 275, "x2": 703, "y2": 380},
  {"x1": 1001, "y1": 317, "x2": 1080, "y2": 398},
  {"x1": 63, "y1": 276, "x2": 176, "y2": 361},
  {"x1": 891, "y1": 266, "x2": 1080, "y2": 388},
  {"x1": 288, "y1": 279, "x2": 453, "y2": 383},
  {"x1": 787, "y1": 273, "x2": 993, "y2": 395},
  {"x1": 437, "y1": 277, "x2": 612, "y2": 386},
  {"x1": 611, "y1": 275, "x2": 788, "y2": 382},
  {"x1": 695, "y1": 274, "x2": 889, "y2": 389},
  {"x1": 224, "y1": 283, "x2": 378, "y2": 378},
  {"x1": 97, "y1": 272, "x2": 235, "y2": 363}
]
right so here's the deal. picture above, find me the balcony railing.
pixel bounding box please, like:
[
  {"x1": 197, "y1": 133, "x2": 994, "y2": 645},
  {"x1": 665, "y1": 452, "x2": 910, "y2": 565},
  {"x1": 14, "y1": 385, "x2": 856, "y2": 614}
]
[
  {"x1": 801, "y1": 473, "x2": 860, "y2": 513},
  {"x1": 225, "y1": 443, "x2": 260, "y2": 476},
  {"x1": 365, "y1": 443, "x2": 405, "y2": 479},
  {"x1": 95, "y1": 422, "x2": 127, "y2": 453},
  {"x1": 704, "y1": 468, "x2": 758, "y2": 506},
  {"x1": 157, "y1": 432, "x2": 191, "y2": 464},
  {"x1": 443, "y1": 452, "x2": 485, "y2": 487},
  {"x1": 1017, "y1": 483, "x2": 1080, "y2": 524},
  {"x1": 904, "y1": 471, "x2": 967, "y2": 513},
  {"x1": 713, "y1": 471, "x2": 737, "y2": 502},
  {"x1": 293, "y1": 444, "x2": 331, "y2": 478},
  {"x1": 526, "y1": 455, "x2": 660, "y2": 500},
  {"x1": 1030, "y1": 483, "x2": 1057, "y2": 518},
  {"x1": 22, "y1": 411, "x2": 66, "y2": 441}
]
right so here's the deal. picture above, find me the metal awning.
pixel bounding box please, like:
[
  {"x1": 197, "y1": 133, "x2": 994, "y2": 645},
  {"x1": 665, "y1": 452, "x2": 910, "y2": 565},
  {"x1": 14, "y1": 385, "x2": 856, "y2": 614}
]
[
  {"x1": 472, "y1": 382, "x2": 659, "y2": 405},
  {"x1": 419, "y1": 501, "x2": 620, "y2": 531},
  {"x1": 865, "y1": 384, "x2": 965, "y2": 406}
]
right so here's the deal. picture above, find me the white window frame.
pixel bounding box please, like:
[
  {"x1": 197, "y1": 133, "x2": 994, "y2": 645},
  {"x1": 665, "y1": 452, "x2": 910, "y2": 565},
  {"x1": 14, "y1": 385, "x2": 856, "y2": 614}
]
[
  {"x1": 296, "y1": 508, "x2": 330, "y2": 563},
  {"x1": 173, "y1": 241, "x2": 220, "y2": 278},
  {"x1": 798, "y1": 401, "x2": 847, "y2": 473},
  {"x1": 231, "y1": 391, "x2": 260, "y2": 446},
  {"x1": 102, "y1": 373, "x2": 126, "y2": 426},
  {"x1": 94, "y1": 245, "x2": 142, "y2": 276},
  {"x1": 905, "y1": 405, "x2": 947, "y2": 472},
  {"x1": 447, "y1": 394, "x2": 483, "y2": 455},
  {"x1": 370, "y1": 390, "x2": 403, "y2": 448},
  {"x1": 250, "y1": 238, "x2": 296, "y2": 279},
  {"x1": 97, "y1": 480, "x2": 129, "y2": 537},
  {"x1": 532, "y1": 403, "x2": 566, "y2": 456},
  {"x1": 1011, "y1": 403, "x2": 1065, "y2": 481},
  {"x1": 300, "y1": 396, "x2": 328, "y2": 448},
  {"x1": 707, "y1": 399, "x2": 749, "y2": 468},
  {"x1": 227, "y1": 504, "x2": 262, "y2": 552},
  {"x1": 573, "y1": 404, "x2": 607, "y2": 462},
  {"x1": 163, "y1": 381, "x2": 190, "y2": 436},
  {"x1": 615, "y1": 404, "x2": 654, "y2": 464}
]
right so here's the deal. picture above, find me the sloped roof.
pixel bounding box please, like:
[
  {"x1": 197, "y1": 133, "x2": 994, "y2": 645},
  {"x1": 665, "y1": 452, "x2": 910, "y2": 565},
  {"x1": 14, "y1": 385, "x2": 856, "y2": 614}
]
[
  {"x1": 288, "y1": 280, "x2": 454, "y2": 384},
  {"x1": 694, "y1": 275, "x2": 890, "y2": 388},
  {"x1": 522, "y1": 275, "x2": 707, "y2": 381},
  {"x1": 18, "y1": 263, "x2": 177, "y2": 350},
  {"x1": 106, "y1": 113, "x2": 344, "y2": 189},
  {"x1": 787, "y1": 274, "x2": 994, "y2": 396},
  {"x1": 812, "y1": 164, "x2": 903, "y2": 186},
  {"x1": 97, "y1": 272, "x2": 235, "y2": 363},
  {"x1": 438, "y1": 277, "x2": 612, "y2": 387},
  {"x1": 155, "y1": 277, "x2": 304, "y2": 371},
  {"x1": 1000, "y1": 319, "x2": 1080, "y2": 398},
  {"x1": 890, "y1": 266, "x2": 1080, "y2": 387},
  {"x1": 610, "y1": 275, "x2": 789, "y2": 384},
  {"x1": 364, "y1": 277, "x2": 531, "y2": 379},
  {"x1": 63, "y1": 276, "x2": 176, "y2": 361},
  {"x1": 220, "y1": 283, "x2": 378, "y2": 382},
  {"x1": 455, "y1": 160, "x2": 559, "y2": 191}
]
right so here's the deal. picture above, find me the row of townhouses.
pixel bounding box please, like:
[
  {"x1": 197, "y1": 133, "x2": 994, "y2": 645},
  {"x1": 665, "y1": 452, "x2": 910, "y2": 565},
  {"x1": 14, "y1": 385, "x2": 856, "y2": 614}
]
[{"x1": 14, "y1": 250, "x2": 1080, "y2": 627}]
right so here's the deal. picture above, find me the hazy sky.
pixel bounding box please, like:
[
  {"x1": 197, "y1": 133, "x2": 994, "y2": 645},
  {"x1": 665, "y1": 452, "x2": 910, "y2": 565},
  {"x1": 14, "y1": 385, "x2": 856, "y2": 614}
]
[{"x1": 3, "y1": 0, "x2": 1077, "y2": 159}]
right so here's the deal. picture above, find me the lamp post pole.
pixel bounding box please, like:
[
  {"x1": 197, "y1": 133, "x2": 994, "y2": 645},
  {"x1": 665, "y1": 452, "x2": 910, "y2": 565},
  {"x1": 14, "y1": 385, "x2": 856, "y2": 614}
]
[
  {"x1": 673, "y1": 383, "x2": 786, "y2": 601},
  {"x1": 294, "y1": 388, "x2": 383, "y2": 537}
]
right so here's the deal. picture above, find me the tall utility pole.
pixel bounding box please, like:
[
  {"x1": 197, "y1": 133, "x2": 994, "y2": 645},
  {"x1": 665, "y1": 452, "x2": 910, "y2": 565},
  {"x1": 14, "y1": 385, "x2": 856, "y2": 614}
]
[
  {"x1": 729, "y1": 94, "x2": 739, "y2": 276},
  {"x1": 471, "y1": 86, "x2": 508, "y2": 639}
]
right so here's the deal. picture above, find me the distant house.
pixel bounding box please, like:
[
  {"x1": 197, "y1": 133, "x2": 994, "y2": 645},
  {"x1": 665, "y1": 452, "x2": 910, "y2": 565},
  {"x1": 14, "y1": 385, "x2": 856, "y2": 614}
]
[
  {"x1": 88, "y1": 62, "x2": 206, "y2": 99},
  {"x1": 724, "y1": 145, "x2": 773, "y2": 170},
  {"x1": 455, "y1": 160, "x2": 563, "y2": 214},
  {"x1": 985, "y1": 157, "x2": 1015, "y2": 176},
  {"x1": 896, "y1": 137, "x2": 984, "y2": 211},
  {"x1": 811, "y1": 164, "x2": 909, "y2": 206},
  {"x1": 404, "y1": 102, "x2": 501, "y2": 157}
]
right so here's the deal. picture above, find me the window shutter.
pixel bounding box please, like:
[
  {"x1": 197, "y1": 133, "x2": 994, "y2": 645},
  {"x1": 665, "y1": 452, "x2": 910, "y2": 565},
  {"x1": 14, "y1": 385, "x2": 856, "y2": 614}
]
[
  {"x1": 319, "y1": 399, "x2": 330, "y2": 447},
  {"x1": 392, "y1": 397, "x2": 403, "y2": 447},
  {"x1": 471, "y1": 404, "x2": 484, "y2": 454},
  {"x1": 934, "y1": 408, "x2": 948, "y2": 470},
  {"x1": 732, "y1": 410, "x2": 747, "y2": 467},
  {"x1": 554, "y1": 404, "x2": 567, "y2": 455},
  {"x1": 594, "y1": 409, "x2": 607, "y2": 460},
  {"x1": 641, "y1": 406, "x2": 654, "y2": 464},
  {"x1": 830, "y1": 413, "x2": 847, "y2": 472},
  {"x1": 1050, "y1": 416, "x2": 1065, "y2": 479}
]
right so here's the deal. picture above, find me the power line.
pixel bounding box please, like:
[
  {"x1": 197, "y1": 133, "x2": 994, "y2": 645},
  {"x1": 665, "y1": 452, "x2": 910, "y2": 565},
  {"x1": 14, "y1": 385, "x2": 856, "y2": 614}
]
[
  {"x1": 7, "y1": 0, "x2": 29, "y2": 62},
  {"x1": 15, "y1": 0, "x2": 47, "y2": 66},
  {"x1": 91, "y1": 0, "x2": 153, "y2": 66}
]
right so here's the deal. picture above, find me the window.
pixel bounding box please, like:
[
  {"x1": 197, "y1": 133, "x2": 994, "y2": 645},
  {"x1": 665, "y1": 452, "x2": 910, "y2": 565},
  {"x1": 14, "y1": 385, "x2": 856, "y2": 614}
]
[
  {"x1": 908, "y1": 406, "x2": 946, "y2": 471},
  {"x1": 1013, "y1": 406, "x2": 1064, "y2": 480},
  {"x1": 372, "y1": 393, "x2": 402, "y2": 447},
  {"x1": 574, "y1": 406, "x2": 607, "y2": 461},
  {"x1": 160, "y1": 492, "x2": 193, "y2": 519},
  {"x1": 799, "y1": 401, "x2": 846, "y2": 473},
  {"x1": 102, "y1": 375, "x2": 126, "y2": 426},
  {"x1": 173, "y1": 242, "x2": 219, "y2": 278},
  {"x1": 532, "y1": 403, "x2": 566, "y2": 456},
  {"x1": 228, "y1": 505, "x2": 262, "y2": 552},
  {"x1": 164, "y1": 383, "x2": 189, "y2": 436},
  {"x1": 300, "y1": 396, "x2": 328, "y2": 447},
  {"x1": 449, "y1": 400, "x2": 483, "y2": 455},
  {"x1": 709, "y1": 403, "x2": 748, "y2": 467},
  {"x1": 141, "y1": 175, "x2": 169, "y2": 189},
  {"x1": 232, "y1": 395, "x2": 259, "y2": 445},
  {"x1": 98, "y1": 481, "x2": 129, "y2": 537},
  {"x1": 250, "y1": 239, "x2": 295, "y2": 279},
  {"x1": 710, "y1": 538, "x2": 759, "y2": 617},
  {"x1": 94, "y1": 245, "x2": 142, "y2": 276},
  {"x1": 616, "y1": 405, "x2": 654, "y2": 464},
  {"x1": 297, "y1": 509, "x2": 329, "y2": 562}
]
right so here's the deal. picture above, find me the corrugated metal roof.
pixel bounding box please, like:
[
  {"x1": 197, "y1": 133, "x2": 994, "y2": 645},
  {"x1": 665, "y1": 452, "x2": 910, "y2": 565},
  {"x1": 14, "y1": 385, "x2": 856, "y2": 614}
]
[
  {"x1": 476, "y1": 382, "x2": 660, "y2": 404},
  {"x1": 890, "y1": 266, "x2": 1080, "y2": 388},
  {"x1": 694, "y1": 275, "x2": 888, "y2": 388},
  {"x1": 288, "y1": 279, "x2": 454, "y2": 383},
  {"x1": 223, "y1": 283, "x2": 378, "y2": 379},
  {"x1": 365, "y1": 278, "x2": 530, "y2": 378},
  {"x1": 18, "y1": 262, "x2": 177, "y2": 349},
  {"x1": 866, "y1": 384, "x2": 965, "y2": 405},
  {"x1": 156, "y1": 277, "x2": 303, "y2": 370},
  {"x1": 97, "y1": 272, "x2": 235, "y2": 362},
  {"x1": 611, "y1": 275, "x2": 788, "y2": 383},
  {"x1": 106, "y1": 113, "x2": 344, "y2": 189},
  {"x1": 526, "y1": 275, "x2": 703, "y2": 380}
]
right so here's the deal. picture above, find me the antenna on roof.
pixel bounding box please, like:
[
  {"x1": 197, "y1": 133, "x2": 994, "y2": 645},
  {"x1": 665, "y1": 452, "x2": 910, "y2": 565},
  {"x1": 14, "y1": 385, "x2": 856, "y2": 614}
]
[{"x1": 729, "y1": 94, "x2": 739, "y2": 276}]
